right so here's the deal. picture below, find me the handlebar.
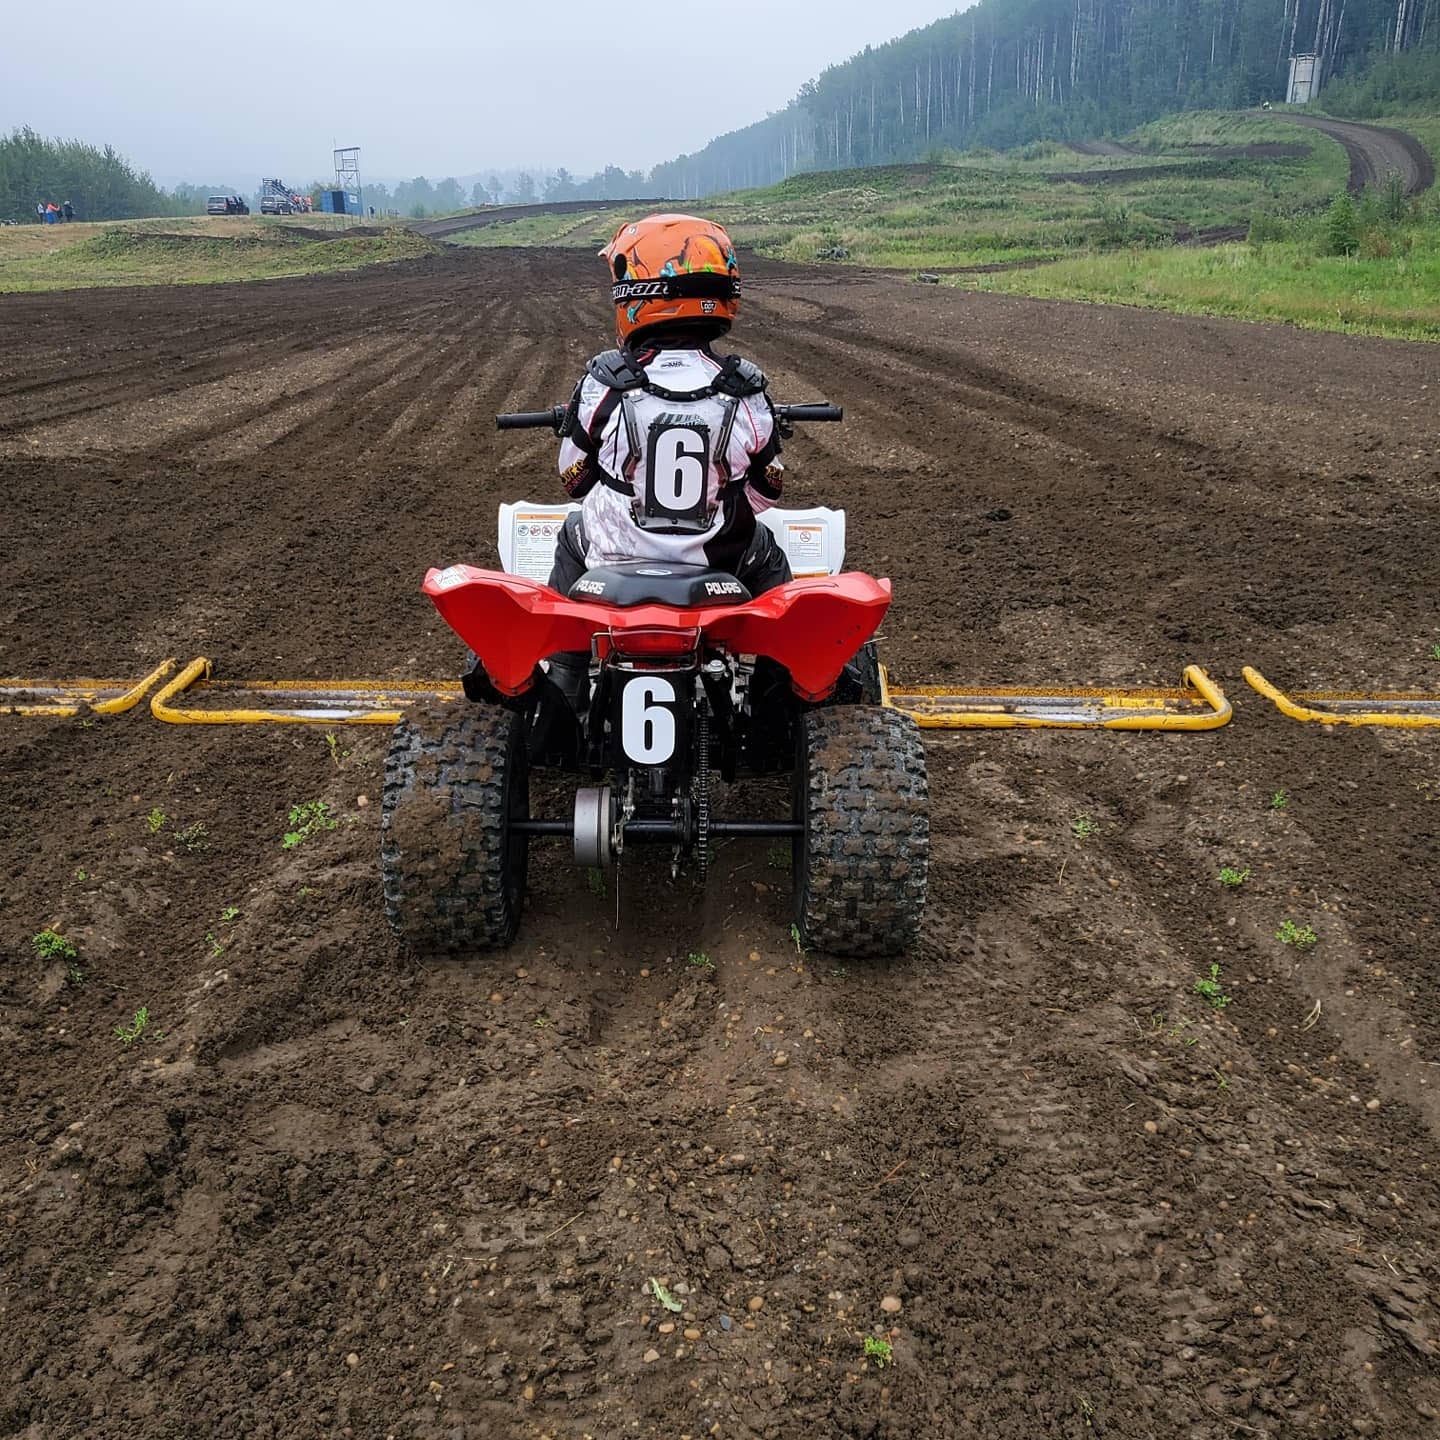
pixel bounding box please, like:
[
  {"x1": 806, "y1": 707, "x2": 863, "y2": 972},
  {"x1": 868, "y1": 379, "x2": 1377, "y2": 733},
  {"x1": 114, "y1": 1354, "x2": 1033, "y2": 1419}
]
[
  {"x1": 775, "y1": 403, "x2": 843, "y2": 423},
  {"x1": 495, "y1": 407, "x2": 567, "y2": 431},
  {"x1": 494, "y1": 401, "x2": 843, "y2": 434}
]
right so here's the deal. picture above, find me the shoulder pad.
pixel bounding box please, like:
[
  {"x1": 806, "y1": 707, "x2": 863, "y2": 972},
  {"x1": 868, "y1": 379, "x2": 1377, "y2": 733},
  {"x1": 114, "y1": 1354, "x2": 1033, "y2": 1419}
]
[
  {"x1": 711, "y1": 355, "x2": 767, "y2": 398},
  {"x1": 587, "y1": 349, "x2": 646, "y2": 392}
]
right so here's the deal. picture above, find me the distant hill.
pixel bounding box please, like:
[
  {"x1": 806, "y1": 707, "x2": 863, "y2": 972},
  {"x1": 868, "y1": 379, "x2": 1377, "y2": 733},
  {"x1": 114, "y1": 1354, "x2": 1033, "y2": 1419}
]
[{"x1": 649, "y1": 0, "x2": 1439, "y2": 198}]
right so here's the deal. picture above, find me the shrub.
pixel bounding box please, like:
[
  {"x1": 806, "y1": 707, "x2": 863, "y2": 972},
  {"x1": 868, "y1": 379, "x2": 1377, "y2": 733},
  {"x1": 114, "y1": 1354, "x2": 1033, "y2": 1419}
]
[
  {"x1": 1378, "y1": 172, "x2": 1409, "y2": 225},
  {"x1": 1247, "y1": 212, "x2": 1290, "y2": 246},
  {"x1": 1358, "y1": 228, "x2": 1394, "y2": 259},
  {"x1": 1323, "y1": 192, "x2": 1359, "y2": 257},
  {"x1": 1095, "y1": 200, "x2": 1135, "y2": 247}
]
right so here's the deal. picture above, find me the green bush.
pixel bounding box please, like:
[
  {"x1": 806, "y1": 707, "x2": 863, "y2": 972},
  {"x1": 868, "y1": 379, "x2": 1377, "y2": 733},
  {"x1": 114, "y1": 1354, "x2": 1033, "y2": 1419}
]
[
  {"x1": 1247, "y1": 212, "x2": 1291, "y2": 246},
  {"x1": 1378, "y1": 172, "x2": 1410, "y2": 225},
  {"x1": 1096, "y1": 200, "x2": 1136, "y2": 247},
  {"x1": 1323, "y1": 192, "x2": 1360, "y2": 256},
  {"x1": 1359, "y1": 227, "x2": 1394, "y2": 259}
]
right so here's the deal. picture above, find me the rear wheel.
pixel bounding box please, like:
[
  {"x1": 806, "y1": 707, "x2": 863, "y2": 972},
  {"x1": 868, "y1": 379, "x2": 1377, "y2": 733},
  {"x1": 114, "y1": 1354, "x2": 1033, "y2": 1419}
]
[
  {"x1": 381, "y1": 704, "x2": 529, "y2": 950},
  {"x1": 793, "y1": 705, "x2": 928, "y2": 957}
]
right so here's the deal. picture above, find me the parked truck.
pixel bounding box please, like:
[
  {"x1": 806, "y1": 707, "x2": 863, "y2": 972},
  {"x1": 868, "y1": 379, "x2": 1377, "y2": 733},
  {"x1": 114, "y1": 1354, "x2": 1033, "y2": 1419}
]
[{"x1": 258, "y1": 178, "x2": 308, "y2": 216}]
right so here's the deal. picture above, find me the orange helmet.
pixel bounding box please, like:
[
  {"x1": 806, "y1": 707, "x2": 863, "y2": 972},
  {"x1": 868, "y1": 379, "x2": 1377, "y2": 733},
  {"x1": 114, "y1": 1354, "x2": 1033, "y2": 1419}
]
[{"x1": 601, "y1": 213, "x2": 741, "y2": 347}]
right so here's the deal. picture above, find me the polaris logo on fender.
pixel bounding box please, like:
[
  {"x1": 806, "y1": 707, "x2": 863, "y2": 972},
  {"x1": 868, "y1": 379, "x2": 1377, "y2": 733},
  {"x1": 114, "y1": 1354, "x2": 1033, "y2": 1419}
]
[
  {"x1": 574, "y1": 579, "x2": 606, "y2": 596},
  {"x1": 704, "y1": 580, "x2": 744, "y2": 597}
]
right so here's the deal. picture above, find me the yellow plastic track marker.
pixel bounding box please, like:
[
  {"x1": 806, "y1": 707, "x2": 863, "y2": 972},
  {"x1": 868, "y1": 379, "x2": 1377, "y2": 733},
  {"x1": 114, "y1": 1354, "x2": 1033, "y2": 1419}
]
[
  {"x1": 1243, "y1": 667, "x2": 1440, "y2": 728},
  {"x1": 1, "y1": 658, "x2": 177, "y2": 718}
]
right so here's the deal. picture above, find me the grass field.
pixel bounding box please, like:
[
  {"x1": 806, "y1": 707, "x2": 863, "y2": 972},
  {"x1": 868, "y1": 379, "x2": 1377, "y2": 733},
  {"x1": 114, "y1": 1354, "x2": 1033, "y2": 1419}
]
[
  {"x1": 459, "y1": 112, "x2": 1351, "y2": 270},
  {"x1": 0, "y1": 215, "x2": 435, "y2": 292},
  {"x1": 950, "y1": 114, "x2": 1440, "y2": 342},
  {"x1": 953, "y1": 229, "x2": 1440, "y2": 340}
]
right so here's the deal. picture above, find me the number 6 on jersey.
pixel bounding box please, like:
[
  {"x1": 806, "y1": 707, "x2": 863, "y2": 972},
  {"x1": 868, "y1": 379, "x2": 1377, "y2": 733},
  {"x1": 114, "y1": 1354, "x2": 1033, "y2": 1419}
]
[
  {"x1": 643, "y1": 419, "x2": 710, "y2": 526},
  {"x1": 621, "y1": 676, "x2": 677, "y2": 764}
]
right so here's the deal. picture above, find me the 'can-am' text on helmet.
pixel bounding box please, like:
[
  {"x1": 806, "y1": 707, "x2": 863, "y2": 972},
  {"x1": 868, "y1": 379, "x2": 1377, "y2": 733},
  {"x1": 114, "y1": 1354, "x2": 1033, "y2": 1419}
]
[{"x1": 601, "y1": 213, "x2": 741, "y2": 348}]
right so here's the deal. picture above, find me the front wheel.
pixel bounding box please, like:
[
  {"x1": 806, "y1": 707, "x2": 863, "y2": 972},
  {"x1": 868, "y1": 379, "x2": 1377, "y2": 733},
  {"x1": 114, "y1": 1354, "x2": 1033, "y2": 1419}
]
[
  {"x1": 793, "y1": 705, "x2": 929, "y2": 957},
  {"x1": 381, "y1": 703, "x2": 529, "y2": 950}
]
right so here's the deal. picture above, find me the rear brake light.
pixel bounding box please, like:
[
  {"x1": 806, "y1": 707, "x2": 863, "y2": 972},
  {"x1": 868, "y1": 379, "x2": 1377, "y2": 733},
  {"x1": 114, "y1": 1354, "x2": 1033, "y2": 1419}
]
[{"x1": 606, "y1": 626, "x2": 701, "y2": 658}]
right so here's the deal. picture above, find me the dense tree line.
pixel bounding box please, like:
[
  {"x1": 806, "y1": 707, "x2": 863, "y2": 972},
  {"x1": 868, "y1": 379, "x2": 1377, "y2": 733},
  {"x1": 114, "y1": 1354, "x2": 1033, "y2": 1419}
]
[
  {"x1": 354, "y1": 165, "x2": 660, "y2": 218},
  {"x1": 0, "y1": 127, "x2": 202, "y2": 222},
  {"x1": 648, "y1": 0, "x2": 1440, "y2": 196}
]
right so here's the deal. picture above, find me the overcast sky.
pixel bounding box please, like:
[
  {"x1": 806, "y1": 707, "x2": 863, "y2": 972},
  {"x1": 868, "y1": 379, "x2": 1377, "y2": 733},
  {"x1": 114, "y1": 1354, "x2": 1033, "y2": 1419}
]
[{"x1": 3, "y1": 1, "x2": 965, "y2": 187}]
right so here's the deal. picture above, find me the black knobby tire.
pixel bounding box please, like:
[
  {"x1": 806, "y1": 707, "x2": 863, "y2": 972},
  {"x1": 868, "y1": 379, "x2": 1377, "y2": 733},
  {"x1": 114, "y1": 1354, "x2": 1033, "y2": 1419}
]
[
  {"x1": 793, "y1": 705, "x2": 928, "y2": 957},
  {"x1": 380, "y1": 704, "x2": 529, "y2": 950}
]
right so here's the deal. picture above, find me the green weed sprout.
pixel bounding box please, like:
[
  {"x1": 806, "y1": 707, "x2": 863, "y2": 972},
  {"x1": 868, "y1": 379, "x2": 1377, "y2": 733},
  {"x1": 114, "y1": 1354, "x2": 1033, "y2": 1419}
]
[
  {"x1": 1269, "y1": 790, "x2": 1289, "y2": 811},
  {"x1": 1218, "y1": 866, "x2": 1252, "y2": 889},
  {"x1": 115, "y1": 1007, "x2": 150, "y2": 1044},
  {"x1": 687, "y1": 951, "x2": 716, "y2": 970},
  {"x1": 32, "y1": 929, "x2": 77, "y2": 962},
  {"x1": 283, "y1": 800, "x2": 338, "y2": 850},
  {"x1": 1070, "y1": 814, "x2": 1098, "y2": 840},
  {"x1": 1194, "y1": 963, "x2": 1232, "y2": 1009},
  {"x1": 1276, "y1": 919, "x2": 1318, "y2": 950},
  {"x1": 34, "y1": 929, "x2": 85, "y2": 985},
  {"x1": 864, "y1": 1336, "x2": 893, "y2": 1367},
  {"x1": 145, "y1": 807, "x2": 167, "y2": 834},
  {"x1": 650, "y1": 1278, "x2": 683, "y2": 1313}
]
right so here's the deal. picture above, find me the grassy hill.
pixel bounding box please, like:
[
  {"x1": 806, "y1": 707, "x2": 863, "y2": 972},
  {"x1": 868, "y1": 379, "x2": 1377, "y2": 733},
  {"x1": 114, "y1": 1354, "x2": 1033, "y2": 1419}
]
[
  {"x1": 464, "y1": 113, "x2": 1349, "y2": 270},
  {"x1": 0, "y1": 215, "x2": 435, "y2": 293}
]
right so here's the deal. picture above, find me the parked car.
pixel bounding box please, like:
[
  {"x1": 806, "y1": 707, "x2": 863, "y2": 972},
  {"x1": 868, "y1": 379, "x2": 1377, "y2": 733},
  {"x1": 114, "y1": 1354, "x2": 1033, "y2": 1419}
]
[{"x1": 206, "y1": 195, "x2": 250, "y2": 216}]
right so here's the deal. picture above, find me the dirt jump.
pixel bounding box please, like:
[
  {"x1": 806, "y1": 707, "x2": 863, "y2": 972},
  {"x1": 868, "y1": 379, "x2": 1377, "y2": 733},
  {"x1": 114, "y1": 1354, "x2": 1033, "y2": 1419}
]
[{"x1": 2, "y1": 247, "x2": 1440, "y2": 1438}]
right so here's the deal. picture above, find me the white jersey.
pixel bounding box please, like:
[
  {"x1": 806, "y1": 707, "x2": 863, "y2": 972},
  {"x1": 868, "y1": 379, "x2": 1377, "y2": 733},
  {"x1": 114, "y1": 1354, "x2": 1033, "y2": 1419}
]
[{"x1": 557, "y1": 348, "x2": 782, "y2": 572}]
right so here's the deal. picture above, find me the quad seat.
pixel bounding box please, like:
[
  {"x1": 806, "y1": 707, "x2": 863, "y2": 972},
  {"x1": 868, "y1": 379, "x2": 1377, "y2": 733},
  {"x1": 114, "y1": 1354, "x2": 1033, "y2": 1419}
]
[{"x1": 567, "y1": 561, "x2": 751, "y2": 608}]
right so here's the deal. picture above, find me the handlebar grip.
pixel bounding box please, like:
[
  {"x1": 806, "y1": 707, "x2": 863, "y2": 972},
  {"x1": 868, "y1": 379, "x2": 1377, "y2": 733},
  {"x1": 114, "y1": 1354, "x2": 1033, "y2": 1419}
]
[
  {"x1": 777, "y1": 403, "x2": 843, "y2": 423},
  {"x1": 496, "y1": 407, "x2": 566, "y2": 432}
]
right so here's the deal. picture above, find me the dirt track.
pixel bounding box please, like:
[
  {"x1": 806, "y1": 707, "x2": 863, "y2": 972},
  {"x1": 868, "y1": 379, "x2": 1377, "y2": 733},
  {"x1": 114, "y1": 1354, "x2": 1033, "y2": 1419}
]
[
  {"x1": 1273, "y1": 114, "x2": 1435, "y2": 194},
  {"x1": 412, "y1": 199, "x2": 674, "y2": 240},
  {"x1": 3, "y1": 249, "x2": 1440, "y2": 1438}
]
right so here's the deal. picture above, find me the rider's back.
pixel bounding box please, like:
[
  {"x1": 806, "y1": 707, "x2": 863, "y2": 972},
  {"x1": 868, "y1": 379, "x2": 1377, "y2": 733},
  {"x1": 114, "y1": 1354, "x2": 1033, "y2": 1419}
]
[{"x1": 558, "y1": 344, "x2": 781, "y2": 573}]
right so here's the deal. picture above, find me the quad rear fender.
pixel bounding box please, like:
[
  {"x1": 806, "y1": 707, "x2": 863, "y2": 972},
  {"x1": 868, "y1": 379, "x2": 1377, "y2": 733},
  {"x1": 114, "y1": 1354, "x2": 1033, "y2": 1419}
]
[{"x1": 423, "y1": 567, "x2": 892, "y2": 702}]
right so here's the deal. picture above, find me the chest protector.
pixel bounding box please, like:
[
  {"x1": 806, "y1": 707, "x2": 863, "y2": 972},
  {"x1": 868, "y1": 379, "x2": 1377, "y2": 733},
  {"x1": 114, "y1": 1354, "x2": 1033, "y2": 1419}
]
[{"x1": 586, "y1": 350, "x2": 767, "y2": 535}]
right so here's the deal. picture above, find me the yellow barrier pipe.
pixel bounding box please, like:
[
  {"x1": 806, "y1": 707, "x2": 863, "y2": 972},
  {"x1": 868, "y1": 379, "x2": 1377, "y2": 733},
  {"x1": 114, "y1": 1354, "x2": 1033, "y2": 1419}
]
[
  {"x1": 151, "y1": 658, "x2": 462, "y2": 725},
  {"x1": 1244, "y1": 666, "x2": 1440, "y2": 728},
  {"x1": 884, "y1": 665, "x2": 1231, "y2": 731},
  {"x1": 2, "y1": 657, "x2": 177, "y2": 718}
]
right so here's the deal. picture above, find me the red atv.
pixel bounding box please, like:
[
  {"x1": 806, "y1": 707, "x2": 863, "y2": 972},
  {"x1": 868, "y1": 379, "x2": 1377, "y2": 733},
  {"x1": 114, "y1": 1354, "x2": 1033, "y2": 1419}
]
[{"x1": 380, "y1": 402, "x2": 929, "y2": 957}]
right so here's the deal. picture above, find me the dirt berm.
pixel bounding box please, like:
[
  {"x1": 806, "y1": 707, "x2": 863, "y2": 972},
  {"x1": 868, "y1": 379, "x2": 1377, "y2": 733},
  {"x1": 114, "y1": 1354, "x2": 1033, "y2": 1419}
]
[{"x1": 2, "y1": 248, "x2": 1439, "y2": 1438}]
